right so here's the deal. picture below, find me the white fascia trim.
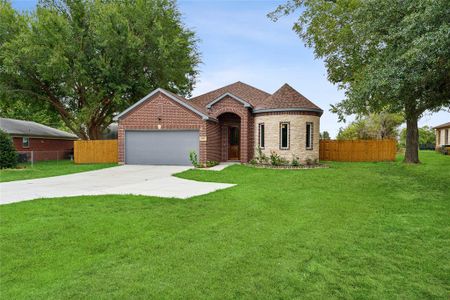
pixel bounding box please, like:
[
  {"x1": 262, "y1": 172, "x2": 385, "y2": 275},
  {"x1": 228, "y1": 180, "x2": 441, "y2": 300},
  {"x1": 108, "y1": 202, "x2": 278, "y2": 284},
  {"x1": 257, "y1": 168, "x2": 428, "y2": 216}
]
[
  {"x1": 253, "y1": 107, "x2": 324, "y2": 116},
  {"x1": 114, "y1": 88, "x2": 215, "y2": 121},
  {"x1": 206, "y1": 92, "x2": 253, "y2": 109}
]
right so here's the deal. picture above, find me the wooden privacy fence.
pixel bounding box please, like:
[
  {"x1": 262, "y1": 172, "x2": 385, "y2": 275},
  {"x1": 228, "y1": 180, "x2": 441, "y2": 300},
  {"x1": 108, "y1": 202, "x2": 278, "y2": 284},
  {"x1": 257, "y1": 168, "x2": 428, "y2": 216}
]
[
  {"x1": 319, "y1": 139, "x2": 396, "y2": 162},
  {"x1": 74, "y1": 140, "x2": 118, "y2": 163}
]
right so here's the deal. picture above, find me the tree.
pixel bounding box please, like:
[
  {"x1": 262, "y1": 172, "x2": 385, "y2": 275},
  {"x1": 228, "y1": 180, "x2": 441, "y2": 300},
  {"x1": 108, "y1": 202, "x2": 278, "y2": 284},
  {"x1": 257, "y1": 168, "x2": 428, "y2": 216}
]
[
  {"x1": 320, "y1": 131, "x2": 330, "y2": 140},
  {"x1": 336, "y1": 113, "x2": 403, "y2": 140},
  {"x1": 399, "y1": 126, "x2": 435, "y2": 148},
  {"x1": 0, "y1": 0, "x2": 200, "y2": 139},
  {"x1": 269, "y1": 0, "x2": 450, "y2": 163},
  {"x1": 0, "y1": 130, "x2": 17, "y2": 169},
  {"x1": 0, "y1": 96, "x2": 64, "y2": 129}
]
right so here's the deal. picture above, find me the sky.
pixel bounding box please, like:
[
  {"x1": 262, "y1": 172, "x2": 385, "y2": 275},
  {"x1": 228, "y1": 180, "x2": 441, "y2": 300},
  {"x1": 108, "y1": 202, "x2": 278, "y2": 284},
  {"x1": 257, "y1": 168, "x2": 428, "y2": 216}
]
[{"x1": 11, "y1": 0, "x2": 450, "y2": 137}]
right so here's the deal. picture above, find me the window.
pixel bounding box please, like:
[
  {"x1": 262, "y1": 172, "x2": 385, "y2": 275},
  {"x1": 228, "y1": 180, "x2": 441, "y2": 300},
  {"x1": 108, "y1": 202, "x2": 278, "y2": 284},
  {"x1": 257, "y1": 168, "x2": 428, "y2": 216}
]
[
  {"x1": 280, "y1": 122, "x2": 290, "y2": 150},
  {"x1": 446, "y1": 129, "x2": 449, "y2": 145},
  {"x1": 258, "y1": 123, "x2": 265, "y2": 148},
  {"x1": 22, "y1": 137, "x2": 30, "y2": 148},
  {"x1": 306, "y1": 122, "x2": 313, "y2": 150}
]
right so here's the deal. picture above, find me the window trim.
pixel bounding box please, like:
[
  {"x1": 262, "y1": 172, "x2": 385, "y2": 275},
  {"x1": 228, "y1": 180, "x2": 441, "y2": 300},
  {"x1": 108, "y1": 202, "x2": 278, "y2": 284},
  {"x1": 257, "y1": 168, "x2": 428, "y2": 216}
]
[
  {"x1": 306, "y1": 122, "x2": 313, "y2": 150},
  {"x1": 258, "y1": 123, "x2": 265, "y2": 149},
  {"x1": 22, "y1": 136, "x2": 30, "y2": 148},
  {"x1": 279, "y1": 122, "x2": 290, "y2": 150}
]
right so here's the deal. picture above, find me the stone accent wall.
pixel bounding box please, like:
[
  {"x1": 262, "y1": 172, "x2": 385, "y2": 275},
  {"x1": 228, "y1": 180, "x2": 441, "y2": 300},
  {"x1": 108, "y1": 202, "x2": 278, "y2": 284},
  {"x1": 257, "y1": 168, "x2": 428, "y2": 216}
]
[
  {"x1": 117, "y1": 92, "x2": 208, "y2": 164},
  {"x1": 253, "y1": 112, "x2": 320, "y2": 163}
]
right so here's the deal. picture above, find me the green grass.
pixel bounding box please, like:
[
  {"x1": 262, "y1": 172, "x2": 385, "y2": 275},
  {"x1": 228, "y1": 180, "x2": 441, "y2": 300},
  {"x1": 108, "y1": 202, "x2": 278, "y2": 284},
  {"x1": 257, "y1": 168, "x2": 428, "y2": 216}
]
[
  {"x1": 0, "y1": 151, "x2": 449, "y2": 299},
  {"x1": 0, "y1": 160, "x2": 117, "y2": 182}
]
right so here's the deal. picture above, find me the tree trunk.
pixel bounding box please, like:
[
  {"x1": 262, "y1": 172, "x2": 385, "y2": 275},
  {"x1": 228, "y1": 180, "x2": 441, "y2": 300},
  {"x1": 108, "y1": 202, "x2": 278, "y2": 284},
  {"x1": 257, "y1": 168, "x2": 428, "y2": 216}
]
[
  {"x1": 88, "y1": 123, "x2": 102, "y2": 140},
  {"x1": 404, "y1": 115, "x2": 420, "y2": 163}
]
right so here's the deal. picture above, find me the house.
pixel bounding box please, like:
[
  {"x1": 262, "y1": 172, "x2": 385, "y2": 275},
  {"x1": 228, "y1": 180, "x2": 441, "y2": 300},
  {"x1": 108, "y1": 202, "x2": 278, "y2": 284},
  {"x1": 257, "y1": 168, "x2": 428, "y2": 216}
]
[
  {"x1": 0, "y1": 117, "x2": 78, "y2": 161},
  {"x1": 434, "y1": 122, "x2": 450, "y2": 148},
  {"x1": 115, "y1": 82, "x2": 323, "y2": 165}
]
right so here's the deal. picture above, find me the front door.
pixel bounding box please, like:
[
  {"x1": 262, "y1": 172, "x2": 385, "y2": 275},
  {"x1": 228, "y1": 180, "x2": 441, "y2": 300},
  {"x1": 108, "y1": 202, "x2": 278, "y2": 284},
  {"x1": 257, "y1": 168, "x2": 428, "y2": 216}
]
[{"x1": 228, "y1": 126, "x2": 240, "y2": 160}]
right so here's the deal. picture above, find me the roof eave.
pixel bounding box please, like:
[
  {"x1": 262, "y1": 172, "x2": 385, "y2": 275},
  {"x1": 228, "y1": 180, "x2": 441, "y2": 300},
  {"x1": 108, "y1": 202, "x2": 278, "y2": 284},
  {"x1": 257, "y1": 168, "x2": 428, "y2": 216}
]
[
  {"x1": 114, "y1": 88, "x2": 214, "y2": 122},
  {"x1": 253, "y1": 107, "x2": 324, "y2": 116}
]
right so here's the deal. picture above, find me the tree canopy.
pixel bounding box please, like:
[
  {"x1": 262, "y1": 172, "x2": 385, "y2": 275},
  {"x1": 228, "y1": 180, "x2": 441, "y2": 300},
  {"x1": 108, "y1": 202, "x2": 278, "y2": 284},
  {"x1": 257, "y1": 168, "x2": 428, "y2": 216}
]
[
  {"x1": 0, "y1": 0, "x2": 200, "y2": 139},
  {"x1": 270, "y1": 0, "x2": 450, "y2": 162},
  {"x1": 336, "y1": 113, "x2": 403, "y2": 140}
]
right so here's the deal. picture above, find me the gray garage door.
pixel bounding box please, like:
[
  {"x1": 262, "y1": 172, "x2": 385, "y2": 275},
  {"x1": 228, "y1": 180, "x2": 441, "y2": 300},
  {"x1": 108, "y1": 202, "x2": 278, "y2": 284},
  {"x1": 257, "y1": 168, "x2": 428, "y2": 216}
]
[{"x1": 125, "y1": 130, "x2": 199, "y2": 165}]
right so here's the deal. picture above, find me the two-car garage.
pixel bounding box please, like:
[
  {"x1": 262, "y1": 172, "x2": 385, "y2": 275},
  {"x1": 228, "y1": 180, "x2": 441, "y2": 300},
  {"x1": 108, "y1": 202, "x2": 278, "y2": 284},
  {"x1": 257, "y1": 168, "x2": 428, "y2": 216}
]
[{"x1": 124, "y1": 130, "x2": 199, "y2": 165}]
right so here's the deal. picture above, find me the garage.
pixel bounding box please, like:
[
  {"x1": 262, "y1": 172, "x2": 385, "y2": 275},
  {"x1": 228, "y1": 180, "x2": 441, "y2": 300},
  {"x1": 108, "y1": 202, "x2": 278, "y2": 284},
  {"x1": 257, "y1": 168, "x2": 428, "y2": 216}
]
[{"x1": 125, "y1": 130, "x2": 199, "y2": 165}]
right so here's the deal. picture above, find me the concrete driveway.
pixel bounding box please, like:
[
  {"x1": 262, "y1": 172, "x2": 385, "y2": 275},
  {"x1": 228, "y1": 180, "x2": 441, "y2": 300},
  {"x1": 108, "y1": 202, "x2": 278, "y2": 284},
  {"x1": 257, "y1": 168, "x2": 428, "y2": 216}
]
[{"x1": 0, "y1": 165, "x2": 234, "y2": 205}]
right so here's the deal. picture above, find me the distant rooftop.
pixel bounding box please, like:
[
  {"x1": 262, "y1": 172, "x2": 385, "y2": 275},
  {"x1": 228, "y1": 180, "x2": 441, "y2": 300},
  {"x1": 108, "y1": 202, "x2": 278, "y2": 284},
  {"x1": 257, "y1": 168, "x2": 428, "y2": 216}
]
[
  {"x1": 0, "y1": 117, "x2": 78, "y2": 140},
  {"x1": 433, "y1": 122, "x2": 450, "y2": 129}
]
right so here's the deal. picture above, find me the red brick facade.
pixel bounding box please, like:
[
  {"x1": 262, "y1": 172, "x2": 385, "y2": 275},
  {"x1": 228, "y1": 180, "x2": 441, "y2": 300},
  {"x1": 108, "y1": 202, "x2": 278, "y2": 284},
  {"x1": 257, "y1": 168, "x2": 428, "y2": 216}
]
[
  {"x1": 12, "y1": 137, "x2": 74, "y2": 161},
  {"x1": 118, "y1": 92, "x2": 221, "y2": 164},
  {"x1": 117, "y1": 92, "x2": 254, "y2": 164},
  {"x1": 116, "y1": 83, "x2": 323, "y2": 165},
  {"x1": 207, "y1": 95, "x2": 254, "y2": 162}
]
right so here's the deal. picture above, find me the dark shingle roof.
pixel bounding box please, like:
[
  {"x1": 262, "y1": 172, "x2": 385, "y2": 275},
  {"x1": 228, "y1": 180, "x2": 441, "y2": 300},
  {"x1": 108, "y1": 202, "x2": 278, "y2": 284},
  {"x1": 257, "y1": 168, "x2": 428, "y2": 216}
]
[
  {"x1": 189, "y1": 81, "x2": 271, "y2": 108},
  {"x1": 254, "y1": 83, "x2": 322, "y2": 111},
  {"x1": 0, "y1": 117, "x2": 78, "y2": 139},
  {"x1": 433, "y1": 122, "x2": 450, "y2": 129}
]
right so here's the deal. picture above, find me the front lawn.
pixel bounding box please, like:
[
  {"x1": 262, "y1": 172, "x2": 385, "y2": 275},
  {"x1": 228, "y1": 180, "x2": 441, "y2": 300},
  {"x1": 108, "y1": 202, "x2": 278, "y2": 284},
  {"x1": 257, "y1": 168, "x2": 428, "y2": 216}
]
[
  {"x1": 0, "y1": 151, "x2": 449, "y2": 298},
  {"x1": 0, "y1": 160, "x2": 117, "y2": 182}
]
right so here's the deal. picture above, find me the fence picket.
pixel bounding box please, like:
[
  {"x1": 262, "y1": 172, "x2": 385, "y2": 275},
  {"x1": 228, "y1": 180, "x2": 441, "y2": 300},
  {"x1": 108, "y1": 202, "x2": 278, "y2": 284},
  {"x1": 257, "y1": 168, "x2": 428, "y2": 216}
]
[{"x1": 319, "y1": 139, "x2": 396, "y2": 162}]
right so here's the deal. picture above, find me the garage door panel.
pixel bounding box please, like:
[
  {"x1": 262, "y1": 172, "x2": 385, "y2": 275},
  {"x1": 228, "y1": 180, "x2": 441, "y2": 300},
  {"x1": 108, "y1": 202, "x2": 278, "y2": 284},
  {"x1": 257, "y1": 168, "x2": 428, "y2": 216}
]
[{"x1": 125, "y1": 130, "x2": 199, "y2": 165}]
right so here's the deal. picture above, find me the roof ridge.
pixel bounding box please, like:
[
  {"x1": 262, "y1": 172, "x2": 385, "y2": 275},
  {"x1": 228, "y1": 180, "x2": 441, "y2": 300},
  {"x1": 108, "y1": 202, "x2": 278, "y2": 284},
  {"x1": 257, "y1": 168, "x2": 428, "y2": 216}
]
[{"x1": 190, "y1": 81, "x2": 270, "y2": 100}]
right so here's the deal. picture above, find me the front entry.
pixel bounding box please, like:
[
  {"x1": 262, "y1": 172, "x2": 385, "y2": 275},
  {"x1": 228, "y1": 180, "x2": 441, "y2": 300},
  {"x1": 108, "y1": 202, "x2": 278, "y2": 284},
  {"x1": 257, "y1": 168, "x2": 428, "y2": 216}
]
[{"x1": 228, "y1": 126, "x2": 240, "y2": 160}]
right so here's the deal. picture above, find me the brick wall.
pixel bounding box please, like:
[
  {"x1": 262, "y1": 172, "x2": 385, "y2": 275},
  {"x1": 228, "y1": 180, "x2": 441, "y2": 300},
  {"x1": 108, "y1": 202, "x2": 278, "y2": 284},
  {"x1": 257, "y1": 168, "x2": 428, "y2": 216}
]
[
  {"x1": 208, "y1": 95, "x2": 253, "y2": 162},
  {"x1": 118, "y1": 92, "x2": 208, "y2": 163},
  {"x1": 13, "y1": 137, "x2": 74, "y2": 161}
]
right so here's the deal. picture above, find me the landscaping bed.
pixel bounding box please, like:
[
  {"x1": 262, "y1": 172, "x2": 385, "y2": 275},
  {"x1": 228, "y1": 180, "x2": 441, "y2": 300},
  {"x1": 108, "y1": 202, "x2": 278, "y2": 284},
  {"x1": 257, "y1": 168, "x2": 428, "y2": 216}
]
[{"x1": 245, "y1": 163, "x2": 329, "y2": 169}]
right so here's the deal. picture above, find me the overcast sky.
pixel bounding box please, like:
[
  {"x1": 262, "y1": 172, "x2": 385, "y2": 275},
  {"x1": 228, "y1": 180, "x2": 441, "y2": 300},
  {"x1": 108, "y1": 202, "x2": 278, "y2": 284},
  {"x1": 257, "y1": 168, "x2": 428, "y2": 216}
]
[{"x1": 12, "y1": 0, "x2": 450, "y2": 137}]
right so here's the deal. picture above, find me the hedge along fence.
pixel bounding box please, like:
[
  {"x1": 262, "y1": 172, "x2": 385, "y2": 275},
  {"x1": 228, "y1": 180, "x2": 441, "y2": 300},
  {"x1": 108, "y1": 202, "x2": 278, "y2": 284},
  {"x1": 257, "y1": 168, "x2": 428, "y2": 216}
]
[
  {"x1": 74, "y1": 140, "x2": 118, "y2": 163},
  {"x1": 319, "y1": 139, "x2": 396, "y2": 162}
]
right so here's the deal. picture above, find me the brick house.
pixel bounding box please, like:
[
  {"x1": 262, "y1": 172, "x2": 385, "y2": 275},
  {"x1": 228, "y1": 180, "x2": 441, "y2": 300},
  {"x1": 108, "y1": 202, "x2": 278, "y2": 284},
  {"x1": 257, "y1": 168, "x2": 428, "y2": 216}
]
[
  {"x1": 115, "y1": 82, "x2": 323, "y2": 165},
  {"x1": 0, "y1": 117, "x2": 78, "y2": 161}
]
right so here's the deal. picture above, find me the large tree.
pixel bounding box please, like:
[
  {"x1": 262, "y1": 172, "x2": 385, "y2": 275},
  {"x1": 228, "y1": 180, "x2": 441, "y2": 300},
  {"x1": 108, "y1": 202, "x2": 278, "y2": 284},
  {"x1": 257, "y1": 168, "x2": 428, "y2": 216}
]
[
  {"x1": 269, "y1": 0, "x2": 450, "y2": 163},
  {"x1": 0, "y1": 0, "x2": 200, "y2": 139}
]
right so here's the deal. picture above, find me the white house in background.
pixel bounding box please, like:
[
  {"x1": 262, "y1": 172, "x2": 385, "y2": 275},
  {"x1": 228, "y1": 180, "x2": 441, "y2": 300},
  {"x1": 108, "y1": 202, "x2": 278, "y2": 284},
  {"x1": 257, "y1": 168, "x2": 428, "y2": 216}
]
[{"x1": 434, "y1": 122, "x2": 450, "y2": 147}]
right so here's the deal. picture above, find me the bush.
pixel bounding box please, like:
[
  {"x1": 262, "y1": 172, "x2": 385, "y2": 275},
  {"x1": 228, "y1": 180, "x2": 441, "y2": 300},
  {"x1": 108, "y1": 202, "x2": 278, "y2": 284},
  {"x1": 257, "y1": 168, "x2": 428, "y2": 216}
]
[
  {"x1": 291, "y1": 155, "x2": 300, "y2": 167},
  {"x1": 438, "y1": 146, "x2": 449, "y2": 155},
  {"x1": 189, "y1": 151, "x2": 199, "y2": 167},
  {"x1": 255, "y1": 146, "x2": 269, "y2": 164},
  {"x1": 249, "y1": 158, "x2": 258, "y2": 165},
  {"x1": 0, "y1": 130, "x2": 18, "y2": 169},
  {"x1": 206, "y1": 160, "x2": 219, "y2": 167},
  {"x1": 269, "y1": 151, "x2": 287, "y2": 166}
]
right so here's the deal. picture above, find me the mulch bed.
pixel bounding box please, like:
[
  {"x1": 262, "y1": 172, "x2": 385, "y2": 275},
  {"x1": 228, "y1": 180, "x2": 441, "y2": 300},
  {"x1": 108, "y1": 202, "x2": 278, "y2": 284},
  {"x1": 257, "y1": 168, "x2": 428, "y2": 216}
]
[{"x1": 244, "y1": 163, "x2": 329, "y2": 170}]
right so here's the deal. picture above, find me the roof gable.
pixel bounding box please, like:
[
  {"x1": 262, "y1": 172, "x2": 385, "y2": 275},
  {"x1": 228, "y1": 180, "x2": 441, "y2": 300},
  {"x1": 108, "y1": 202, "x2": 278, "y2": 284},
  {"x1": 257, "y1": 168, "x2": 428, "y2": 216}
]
[
  {"x1": 205, "y1": 92, "x2": 253, "y2": 109},
  {"x1": 114, "y1": 88, "x2": 214, "y2": 121},
  {"x1": 189, "y1": 81, "x2": 270, "y2": 108}
]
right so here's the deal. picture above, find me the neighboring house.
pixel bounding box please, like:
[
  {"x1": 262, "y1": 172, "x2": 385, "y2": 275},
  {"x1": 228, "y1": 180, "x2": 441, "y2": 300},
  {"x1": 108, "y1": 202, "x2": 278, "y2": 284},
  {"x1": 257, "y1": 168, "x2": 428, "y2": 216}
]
[
  {"x1": 0, "y1": 117, "x2": 78, "y2": 161},
  {"x1": 434, "y1": 122, "x2": 450, "y2": 147},
  {"x1": 115, "y1": 82, "x2": 323, "y2": 165}
]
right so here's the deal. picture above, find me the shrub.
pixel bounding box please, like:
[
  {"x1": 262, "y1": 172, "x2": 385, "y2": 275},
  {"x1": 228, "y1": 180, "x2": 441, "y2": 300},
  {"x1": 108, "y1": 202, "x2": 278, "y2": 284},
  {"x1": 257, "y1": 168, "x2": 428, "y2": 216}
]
[
  {"x1": 305, "y1": 158, "x2": 313, "y2": 166},
  {"x1": 206, "y1": 160, "x2": 219, "y2": 167},
  {"x1": 255, "y1": 146, "x2": 269, "y2": 164},
  {"x1": 189, "y1": 150, "x2": 199, "y2": 167},
  {"x1": 269, "y1": 151, "x2": 287, "y2": 166},
  {"x1": 438, "y1": 146, "x2": 449, "y2": 155},
  {"x1": 291, "y1": 155, "x2": 300, "y2": 167},
  {"x1": 0, "y1": 130, "x2": 18, "y2": 169},
  {"x1": 249, "y1": 158, "x2": 258, "y2": 165}
]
